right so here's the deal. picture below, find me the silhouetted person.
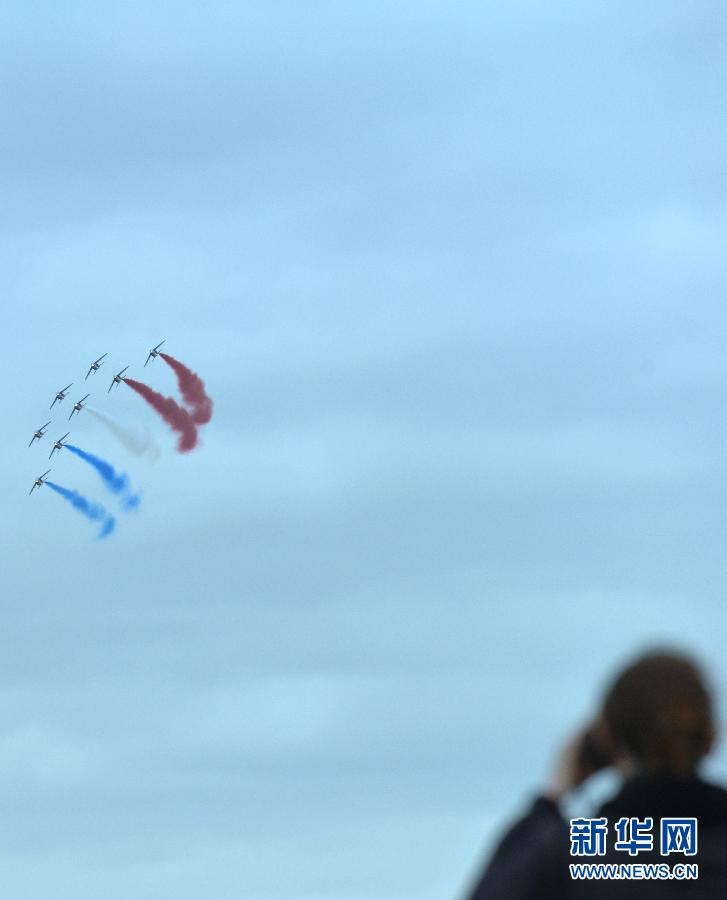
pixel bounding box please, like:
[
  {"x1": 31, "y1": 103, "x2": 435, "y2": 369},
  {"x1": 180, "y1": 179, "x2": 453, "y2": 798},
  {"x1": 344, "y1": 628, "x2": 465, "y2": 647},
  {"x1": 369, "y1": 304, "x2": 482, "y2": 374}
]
[{"x1": 466, "y1": 649, "x2": 727, "y2": 898}]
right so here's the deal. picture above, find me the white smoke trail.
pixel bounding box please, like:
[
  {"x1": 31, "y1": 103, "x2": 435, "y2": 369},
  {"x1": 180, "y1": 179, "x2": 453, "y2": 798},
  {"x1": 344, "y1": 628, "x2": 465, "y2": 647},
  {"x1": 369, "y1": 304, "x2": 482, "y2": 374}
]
[{"x1": 86, "y1": 407, "x2": 160, "y2": 461}]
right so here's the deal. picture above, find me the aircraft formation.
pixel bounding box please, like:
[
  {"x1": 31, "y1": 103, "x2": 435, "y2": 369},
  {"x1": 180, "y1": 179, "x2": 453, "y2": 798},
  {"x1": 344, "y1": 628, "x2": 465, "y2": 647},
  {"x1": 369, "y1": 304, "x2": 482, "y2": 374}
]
[
  {"x1": 27, "y1": 340, "x2": 212, "y2": 539},
  {"x1": 27, "y1": 341, "x2": 164, "y2": 497}
]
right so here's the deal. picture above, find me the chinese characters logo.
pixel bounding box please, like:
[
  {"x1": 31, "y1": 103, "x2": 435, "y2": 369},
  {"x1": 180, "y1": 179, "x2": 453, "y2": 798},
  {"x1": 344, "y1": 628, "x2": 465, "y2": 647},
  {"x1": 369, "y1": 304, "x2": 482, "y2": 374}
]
[{"x1": 570, "y1": 817, "x2": 697, "y2": 857}]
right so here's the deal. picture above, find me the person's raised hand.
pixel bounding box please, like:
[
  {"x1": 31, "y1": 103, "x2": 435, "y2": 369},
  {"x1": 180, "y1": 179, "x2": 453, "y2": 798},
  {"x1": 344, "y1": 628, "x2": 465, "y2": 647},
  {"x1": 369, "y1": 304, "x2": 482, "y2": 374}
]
[{"x1": 545, "y1": 726, "x2": 610, "y2": 801}]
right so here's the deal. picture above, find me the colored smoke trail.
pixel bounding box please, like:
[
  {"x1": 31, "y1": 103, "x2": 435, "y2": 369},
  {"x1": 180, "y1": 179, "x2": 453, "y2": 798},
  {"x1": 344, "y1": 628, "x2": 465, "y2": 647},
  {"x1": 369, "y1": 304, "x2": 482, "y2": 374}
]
[
  {"x1": 124, "y1": 378, "x2": 198, "y2": 452},
  {"x1": 87, "y1": 408, "x2": 159, "y2": 461},
  {"x1": 159, "y1": 353, "x2": 213, "y2": 425},
  {"x1": 65, "y1": 444, "x2": 140, "y2": 511},
  {"x1": 46, "y1": 481, "x2": 116, "y2": 539}
]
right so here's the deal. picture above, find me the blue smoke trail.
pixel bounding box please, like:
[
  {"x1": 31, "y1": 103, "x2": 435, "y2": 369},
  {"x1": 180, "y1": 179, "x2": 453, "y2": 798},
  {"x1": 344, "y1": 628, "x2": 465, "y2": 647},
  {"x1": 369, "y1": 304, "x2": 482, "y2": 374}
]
[
  {"x1": 46, "y1": 481, "x2": 116, "y2": 539},
  {"x1": 65, "y1": 444, "x2": 140, "y2": 512}
]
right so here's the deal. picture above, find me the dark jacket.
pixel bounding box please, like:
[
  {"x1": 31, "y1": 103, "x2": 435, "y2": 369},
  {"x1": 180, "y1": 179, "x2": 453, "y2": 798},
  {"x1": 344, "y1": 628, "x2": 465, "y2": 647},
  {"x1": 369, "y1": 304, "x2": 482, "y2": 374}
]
[{"x1": 467, "y1": 776, "x2": 727, "y2": 898}]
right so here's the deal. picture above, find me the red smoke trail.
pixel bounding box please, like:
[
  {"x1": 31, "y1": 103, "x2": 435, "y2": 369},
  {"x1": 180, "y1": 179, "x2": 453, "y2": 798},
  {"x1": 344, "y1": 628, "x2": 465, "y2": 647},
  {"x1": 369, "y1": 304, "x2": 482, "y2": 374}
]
[
  {"x1": 124, "y1": 378, "x2": 198, "y2": 453},
  {"x1": 159, "y1": 353, "x2": 213, "y2": 425}
]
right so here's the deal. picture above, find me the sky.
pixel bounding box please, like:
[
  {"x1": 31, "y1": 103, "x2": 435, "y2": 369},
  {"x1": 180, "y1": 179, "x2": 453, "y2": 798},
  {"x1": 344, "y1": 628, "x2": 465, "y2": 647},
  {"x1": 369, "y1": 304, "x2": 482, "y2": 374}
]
[{"x1": 2, "y1": 2, "x2": 727, "y2": 897}]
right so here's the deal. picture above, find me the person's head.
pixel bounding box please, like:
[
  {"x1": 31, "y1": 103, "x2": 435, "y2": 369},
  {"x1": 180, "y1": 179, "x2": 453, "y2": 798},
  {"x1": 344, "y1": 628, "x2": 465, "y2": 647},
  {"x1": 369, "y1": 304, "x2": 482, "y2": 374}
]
[{"x1": 599, "y1": 649, "x2": 716, "y2": 777}]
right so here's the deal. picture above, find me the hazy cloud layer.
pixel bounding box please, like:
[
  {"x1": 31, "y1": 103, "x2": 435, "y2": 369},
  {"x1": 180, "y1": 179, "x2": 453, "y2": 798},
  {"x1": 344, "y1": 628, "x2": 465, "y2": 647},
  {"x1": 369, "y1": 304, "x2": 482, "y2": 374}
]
[{"x1": 3, "y1": 2, "x2": 727, "y2": 898}]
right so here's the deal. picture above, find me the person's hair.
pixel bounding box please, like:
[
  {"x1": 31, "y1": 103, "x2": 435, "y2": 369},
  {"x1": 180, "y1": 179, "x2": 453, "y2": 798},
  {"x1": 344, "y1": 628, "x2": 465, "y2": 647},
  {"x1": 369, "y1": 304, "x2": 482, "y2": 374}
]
[{"x1": 602, "y1": 649, "x2": 715, "y2": 777}]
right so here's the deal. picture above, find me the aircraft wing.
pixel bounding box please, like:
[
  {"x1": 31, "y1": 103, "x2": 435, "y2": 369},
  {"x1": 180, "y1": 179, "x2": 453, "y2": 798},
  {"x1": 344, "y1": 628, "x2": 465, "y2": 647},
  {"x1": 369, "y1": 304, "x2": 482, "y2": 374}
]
[
  {"x1": 108, "y1": 381, "x2": 114, "y2": 392},
  {"x1": 119, "y1": 366, "x2": 129, "y2": 375},
  {"x1": 50, "y1": 397, "x2": 58, "y2": 409},
  {"x1": 60, "y1": 433, "x2": 69, "y2": 442},
  {"x1": 85, "y1": 367, "x2": 93, "y2": 379},
  {"x1": 41, "y1": 469, "x2": 50, "y2": 479},
  {"x1": 96, "y1": 353, "x2": 108, "y2": 363},
  {"x1": 81, "y1": 394, "x2": 89, "y2": 402},
  {"x1": 29, "y1": 483, "x2": 36, "y2": 495},
  {"x1": 28, "y1": 435, "x2": 36, "y2": 448},
  {"x1": 41, "y1": 421, "x2": 51, "y2": 431},
  {"x1": 154, "y1": 340, "x2": 165, "y2": 350},
  {"x1": 63, "y1": 383, "x2": 73, "y2": 392},
  {"x1": 144, "y1": 352, "x2": 152, "y2": 366}
]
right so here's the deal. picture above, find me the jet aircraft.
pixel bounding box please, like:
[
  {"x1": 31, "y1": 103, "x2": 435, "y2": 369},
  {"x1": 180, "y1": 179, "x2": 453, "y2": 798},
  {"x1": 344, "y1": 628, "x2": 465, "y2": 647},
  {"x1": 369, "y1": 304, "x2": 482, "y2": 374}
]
[
  {"x1": 85, "y1": 353, "x2": 107, "y2": 379},
  {"x1": 49, "y1": 432, "x2": 70, "y2": 460},
  {"x1": 69, "y1": 394, "x2": 90, "y2": 420},
  {"x1": 50, "y1": 383, "x2": 73, "y2": 409},
  {"x1": 144, "y1": 340, "x2": 165, "y2": 366},
  {"x1": 108, "y1": 366, "x2": 129, "y2": 392},
  {"x1": 29, "y1": 469, "x2": 51, "y2": 496},
  {"x1": 28, "y1": 421, "x2": 51, "y2": 448}
]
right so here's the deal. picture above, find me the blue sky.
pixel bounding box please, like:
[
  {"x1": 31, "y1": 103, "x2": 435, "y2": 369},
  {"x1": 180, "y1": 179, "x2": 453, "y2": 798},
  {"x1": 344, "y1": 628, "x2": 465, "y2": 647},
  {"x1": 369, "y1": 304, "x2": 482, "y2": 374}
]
[{"x1": 3, "y1": 2, "x2": 727, "y2": 897}]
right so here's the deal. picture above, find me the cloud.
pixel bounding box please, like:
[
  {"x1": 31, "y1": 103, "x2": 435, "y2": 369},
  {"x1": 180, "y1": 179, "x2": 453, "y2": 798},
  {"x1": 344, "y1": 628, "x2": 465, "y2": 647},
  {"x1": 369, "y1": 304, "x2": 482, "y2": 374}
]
[{"x1": 3, "y1": 2, "x2": 727, "y2": 898}]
